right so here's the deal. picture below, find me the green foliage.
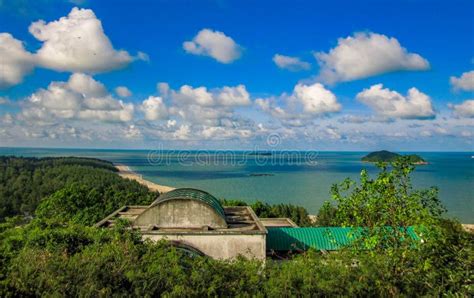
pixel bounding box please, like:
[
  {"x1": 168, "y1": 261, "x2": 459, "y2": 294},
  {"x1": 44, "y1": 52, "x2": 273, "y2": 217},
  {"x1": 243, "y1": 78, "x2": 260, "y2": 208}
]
[
  {"x1": 0, "y1": 156, "x2": 154, "y2": 221},
  {"x1": 362, "y1": 150, "x2": 401, "y2": 162},
  {"x1": 311, "y1": 157, "x2": 473, "y2": 295},
  {"x1": 36, "y1": 182, "x2": 153, "y2": 225},
  {"x1": 316, "y1": 201, "x2": 338, "y2": 226},
  {"x1": 2, "y1": 219, "x2": 470, "y2": 297},
  {"x1": 0, "y1": 156, "x2": 471, "y2": 296},
  {"x1": 221, "y1": 198, "x2": 313, "y2": 227},
  {"x1": 362, "y1": 150, "x2": 426, "y2": 164},
  {"x1": 326, "y1": 157, "x2": 445, "y2": 249}
]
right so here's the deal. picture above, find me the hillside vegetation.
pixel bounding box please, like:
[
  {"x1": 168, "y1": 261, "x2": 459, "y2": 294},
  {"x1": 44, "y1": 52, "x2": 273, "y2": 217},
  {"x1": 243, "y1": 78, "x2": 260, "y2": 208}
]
[
  {"x1": 0, "y1": 156, "x2": 155, "y2": 222},
  {"x1": 0, "y1": 156, "x2": 471, "y2": 296}
]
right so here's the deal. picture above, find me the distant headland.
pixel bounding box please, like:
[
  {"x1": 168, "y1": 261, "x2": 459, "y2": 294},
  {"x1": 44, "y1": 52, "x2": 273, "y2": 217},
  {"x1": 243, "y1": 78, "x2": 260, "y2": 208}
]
[{"x1": 362, "y1": 150, "x2": 428, "y2": 165}]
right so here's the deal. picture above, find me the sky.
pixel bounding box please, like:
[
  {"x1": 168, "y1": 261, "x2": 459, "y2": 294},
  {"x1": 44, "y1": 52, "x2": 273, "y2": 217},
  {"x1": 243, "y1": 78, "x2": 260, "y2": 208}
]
[{"x1": 0, "y1": 0, "x2": 473, "y2": 151}]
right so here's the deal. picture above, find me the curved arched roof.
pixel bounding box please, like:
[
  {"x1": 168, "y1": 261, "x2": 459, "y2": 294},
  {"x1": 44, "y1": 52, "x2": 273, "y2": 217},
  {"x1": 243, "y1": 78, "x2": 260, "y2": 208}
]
[{"x1": 152, "y1": 188, "x2": 226, "y2": 219}]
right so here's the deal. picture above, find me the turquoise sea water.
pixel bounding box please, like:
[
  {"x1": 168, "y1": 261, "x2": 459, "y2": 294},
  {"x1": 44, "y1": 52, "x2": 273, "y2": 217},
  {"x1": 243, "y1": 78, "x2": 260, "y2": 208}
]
[{"x1": 1, "y1": 147, "x2": 473, "y2": 223}]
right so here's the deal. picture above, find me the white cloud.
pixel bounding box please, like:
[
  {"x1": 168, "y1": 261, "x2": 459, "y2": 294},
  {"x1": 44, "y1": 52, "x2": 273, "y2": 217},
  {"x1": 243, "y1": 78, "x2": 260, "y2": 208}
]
[
  {"x1": 356, "y1": 84, "x2": 435, "y2": 119},
  {"x1": 115, "y1": 86, "x2": 132, "y2": 98},
  {"x1": 123, "y1": 124, "x2": 142, "y2": 139},
  {"x1": 315, "y1": 32, "x2": 429, "y2": 84},
  {"x1": 21, "y1": 73, "x2": 134, "y2": 122},
  {"x1": 293, "y1": 83, "x2": 341, "y2": 114},
  {"x1": 173, "y1": 85, "x2": 214, "y2": 106},
  {"x1": 0, "y1": 33, "x2": 35, "y2": 89},
  {"x1": 140, "y1": 96, "x2": 168, "y2": 121},
  {"x1": 257, "y1": 82, "x2": 341, "y2": 123},
  {"x1": 173, "y1": 124, "x2": 191, "y2": 140},
  {"x1": 29, "y1": 7, "x2": 133, "y2": 73},
  {"x1": 183, "y1": 29, "x2": 242, "y2": 63},
  {"x1": 156, "y1": 83, "x2": 255, "y2": 132},
  {"x1": 273, "y1": 54, "x2": 310, "y2": 71},
  {"x1": 170, "y1": 84, "x2": 250, "y2": 107},
  {"x1": 450, "y1": 71, "x2": 474, "y2": 91},
  {"x1": 448, "y1": 100, "x2": 474, "y2": 118},
  {"x1": 216, "y1": 85, "x2": 250, "y2": 106},
  {"x1": 201, "y1": 126, "x2": 252, "y2": 140},
  {"x1": 255, "y1": 83, "x2": 341, "y2": 130},
  {"x1": 68, "y1": 72, "x2": 107, "y2": 97}
]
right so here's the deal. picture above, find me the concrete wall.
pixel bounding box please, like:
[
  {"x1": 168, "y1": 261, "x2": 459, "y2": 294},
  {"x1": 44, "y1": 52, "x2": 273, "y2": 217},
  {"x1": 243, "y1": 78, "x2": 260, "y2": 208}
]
[
  {"x1": 143, "y1": 233, "x2": 266, "y2": 260},
  {"x1": 134, "y1": 199, "x2": 227, "y2": 229}
]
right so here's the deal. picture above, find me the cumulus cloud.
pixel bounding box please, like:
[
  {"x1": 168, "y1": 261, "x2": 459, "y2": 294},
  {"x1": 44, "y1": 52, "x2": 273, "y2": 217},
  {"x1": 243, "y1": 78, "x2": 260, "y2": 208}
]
[
  {"x1": 170, "y1": 84, "x2": 250, "y2": 108},
  {"x1": 183, "y1": 29, "x2": 242, "y2": 63},
  {"x1": 154, "y1": 83, "x2": 255, "y2": 135},
  {"x1": 140, "y1": 96, "x2": 168, "y2": 121},
  {"x1": 172, "y1": 85, "x2": 214, "y2": 106},
  {"x1": 68, "y1": 72, "x2": 107, "y2": 97},
  {"x1": 256, "y1": 82, "x2": 341, "y2": 124},
  {"x1": 448, "y1": 100, "x2": 474, "y2": 118},
  {"x1": 315, "y1": 32, "x2": 429, "y2": 84},
  {"x1": 21, "y1": 73, "x2": 134, "y2": 122},
  {"x1": 29, "y1": 7, "x2": 134, "y2": 73},
  {"x1": 293, "y1": 83, "x2": 341, "y2": 114},
  {"x1": 356, "y1": 84, "x2": 435, "y2": 119},
  {"x1": 450, "y1": 71, "x2": 474, "y2": 91},
  {"x1": 115, "y1": 86, "x2": 132, "y2": 98},
  {"x1": 216, "y1": 85, "x2": 251, "y2": 106},
  {"x1": 273, "y1": 54, "x2": 311, "y2": 71},
  {"x1": 0, "y1": 33, "x2": 35, "y2": 89}
]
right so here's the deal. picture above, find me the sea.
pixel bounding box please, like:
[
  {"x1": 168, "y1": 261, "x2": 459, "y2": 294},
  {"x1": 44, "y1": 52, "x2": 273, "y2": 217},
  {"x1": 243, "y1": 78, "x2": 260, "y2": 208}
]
[{"x1": 1, "y1": 147, "x2": 473, "y2": 223}]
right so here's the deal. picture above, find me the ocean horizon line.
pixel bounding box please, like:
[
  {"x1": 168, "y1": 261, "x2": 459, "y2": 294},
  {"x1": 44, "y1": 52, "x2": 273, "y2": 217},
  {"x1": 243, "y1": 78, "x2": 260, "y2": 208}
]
[{"x1": 1, "y1": 146, "x2": 473, "y2": 153}]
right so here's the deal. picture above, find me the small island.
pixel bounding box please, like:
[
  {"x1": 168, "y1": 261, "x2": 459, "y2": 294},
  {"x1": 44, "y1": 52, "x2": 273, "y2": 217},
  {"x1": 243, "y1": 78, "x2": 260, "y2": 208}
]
[
  {"x1": 362, "y1": 150, "x2": 428, "y2": 165},
  {"x1": 248, "y1": 151, "x2": 272, "y2": 156},
  {"x1": 249, "y1": 173, "x2": 275, "y2": 177}
]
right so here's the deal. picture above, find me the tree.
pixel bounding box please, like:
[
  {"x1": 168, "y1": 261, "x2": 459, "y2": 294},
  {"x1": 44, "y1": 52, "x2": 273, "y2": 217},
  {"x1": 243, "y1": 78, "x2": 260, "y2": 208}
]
[{"x1": 327, "y1": 157, "x2": 445, "y2": 249}]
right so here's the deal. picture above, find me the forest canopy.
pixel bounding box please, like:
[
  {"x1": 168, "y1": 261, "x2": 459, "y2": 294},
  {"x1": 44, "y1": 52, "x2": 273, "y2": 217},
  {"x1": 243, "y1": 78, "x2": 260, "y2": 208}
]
[{"x1": 0, "y1": 156, "x2": 155, "y2": 221}]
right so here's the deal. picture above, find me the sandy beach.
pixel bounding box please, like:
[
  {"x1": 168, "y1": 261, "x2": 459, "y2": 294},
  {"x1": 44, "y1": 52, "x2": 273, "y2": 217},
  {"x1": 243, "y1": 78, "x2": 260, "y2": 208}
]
[{"x1": 115, "y1": 164, "x2": 175, "y2": 193}]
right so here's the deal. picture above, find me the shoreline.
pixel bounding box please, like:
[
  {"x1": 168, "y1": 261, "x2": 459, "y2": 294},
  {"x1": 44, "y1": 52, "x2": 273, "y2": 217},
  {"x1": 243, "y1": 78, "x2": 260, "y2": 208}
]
[{"x1": 115, "y1": 164, "x2": 175, "y2": 193}]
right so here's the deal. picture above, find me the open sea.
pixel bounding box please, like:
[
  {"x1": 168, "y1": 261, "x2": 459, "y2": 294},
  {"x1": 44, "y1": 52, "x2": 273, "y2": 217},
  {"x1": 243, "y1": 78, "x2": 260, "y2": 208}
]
[{"x1": 1, "y1": 147, "x2": 473, "y2": 223}]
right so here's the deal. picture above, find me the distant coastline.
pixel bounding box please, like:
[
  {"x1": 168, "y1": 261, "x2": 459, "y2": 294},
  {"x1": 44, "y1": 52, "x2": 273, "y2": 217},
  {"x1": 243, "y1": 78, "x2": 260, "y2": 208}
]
[{"x1": 115, "y1": 164, "x2": 175, "y2": 193}]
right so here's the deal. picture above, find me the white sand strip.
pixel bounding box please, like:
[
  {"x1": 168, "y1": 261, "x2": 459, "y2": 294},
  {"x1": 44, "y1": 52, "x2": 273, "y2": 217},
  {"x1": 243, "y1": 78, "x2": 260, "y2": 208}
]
[{"x1": 115, "y1": 164, "x2": 175, "y2": 193}]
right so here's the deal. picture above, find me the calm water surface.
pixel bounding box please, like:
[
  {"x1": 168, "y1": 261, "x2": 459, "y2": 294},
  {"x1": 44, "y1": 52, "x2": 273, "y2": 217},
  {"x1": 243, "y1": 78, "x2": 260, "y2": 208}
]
[{"x1": 1, "y1": 148, "x2": 472, "y2": 223}]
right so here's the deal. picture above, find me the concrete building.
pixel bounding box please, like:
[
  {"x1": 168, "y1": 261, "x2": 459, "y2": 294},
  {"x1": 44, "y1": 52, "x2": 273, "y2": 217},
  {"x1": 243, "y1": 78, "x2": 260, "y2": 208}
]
[{"x1": 97, "y1": 188, "x2": 272, "y2": 260}]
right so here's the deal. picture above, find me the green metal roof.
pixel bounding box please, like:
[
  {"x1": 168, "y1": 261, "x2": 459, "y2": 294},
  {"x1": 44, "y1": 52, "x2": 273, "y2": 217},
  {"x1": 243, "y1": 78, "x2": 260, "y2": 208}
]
[
  {"x1": 152, "y1": 188, "x2": 226, "y2": 219},
  {"x1": 267, "y1": 227, "x2": 419, "y2": 251}
]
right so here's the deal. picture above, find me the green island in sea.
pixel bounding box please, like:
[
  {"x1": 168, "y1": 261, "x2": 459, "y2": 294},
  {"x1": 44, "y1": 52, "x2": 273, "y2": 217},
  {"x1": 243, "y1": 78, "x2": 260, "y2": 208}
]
[{"x1": 362, "y1": 150, "x2": 428, "y2": 165}]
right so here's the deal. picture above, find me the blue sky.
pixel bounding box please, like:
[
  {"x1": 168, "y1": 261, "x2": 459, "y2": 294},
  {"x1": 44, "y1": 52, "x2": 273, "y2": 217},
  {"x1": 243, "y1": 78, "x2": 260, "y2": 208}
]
[{"x1": 0, "y1": 0, "x2": 473, "y2": 150}]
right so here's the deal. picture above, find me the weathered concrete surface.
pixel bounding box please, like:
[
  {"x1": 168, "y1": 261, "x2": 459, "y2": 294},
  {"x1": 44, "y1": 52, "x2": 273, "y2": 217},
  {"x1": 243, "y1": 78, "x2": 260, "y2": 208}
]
[
  {"x1": 134, "y1": 199, "x2": 227, "y2": 229},
  {"x1": 260, "y1": 218, "x2": 298, "y2": 228},
  {"x1": 143, "y1": 233, "x2": 266, "y2": 260}
]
